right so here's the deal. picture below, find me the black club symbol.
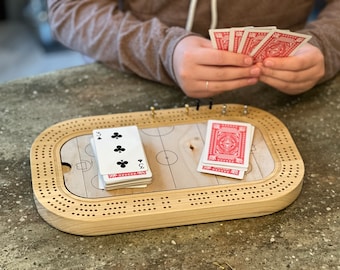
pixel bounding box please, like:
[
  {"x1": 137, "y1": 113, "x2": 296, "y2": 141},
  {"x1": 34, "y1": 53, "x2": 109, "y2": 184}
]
[
  {"x1": 117, "y1": 160, "x2": 128, "y2": 168},
  {"x1": 111, "y1": 132, "x2": 122, "y2": 139},
  {"x1": 95, "y1": 131, "x2": 102, "y2": 140},
  {"x1": 114, "y1": 145, "x2": 126, "y2": 153}
]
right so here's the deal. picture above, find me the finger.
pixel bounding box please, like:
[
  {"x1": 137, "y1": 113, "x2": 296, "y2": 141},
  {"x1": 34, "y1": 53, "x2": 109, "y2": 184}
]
[
  {"x1": 260, "y1": 64, "x2": 321, "y2": 83},
  {"x1": 187, "y1": 48, "x2": 254, "y2": 67},
  {"x1": 259, "y1": 75, "x2": 315, "y2": 95},
  {"x1": 262, "y1": 43, "x2": 325, "y2": 73},
  {"x1": 262, "y1": 56, "x2": 312, "y2": 72},
  {"x1": 183, "y1": 77, "x2": 259, "y2": 98},
  {"x1": 184, "y1": 65, "x2": 261, "y2": 82},
  {"x1": 206, "y1": 77, "x2": 259, "y2": 92}
]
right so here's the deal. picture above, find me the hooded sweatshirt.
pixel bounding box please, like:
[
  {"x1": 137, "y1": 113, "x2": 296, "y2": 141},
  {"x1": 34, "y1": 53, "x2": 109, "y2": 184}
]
[{"x1": 47, "y1": 0, "x2": 340, "y2": 87}]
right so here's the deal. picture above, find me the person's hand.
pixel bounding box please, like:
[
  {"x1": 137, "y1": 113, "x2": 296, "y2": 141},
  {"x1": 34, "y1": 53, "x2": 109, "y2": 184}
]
[
  {"x1": 258, "y1": 43, "x2": 325, "y2": 95},
  {"x1": 173, "y1": 35, "x2": 261, "y2": 98}
]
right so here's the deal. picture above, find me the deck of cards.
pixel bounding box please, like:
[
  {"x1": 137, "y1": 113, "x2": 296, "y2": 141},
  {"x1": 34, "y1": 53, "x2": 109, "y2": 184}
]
[
  {"x1": 91, "y1": 126, "x2": 152, "y2": 190},
  {"x1": 209, "y1": 26, "x2": 311, "y2": 62},
  {"x1": 197, "y1": 120, "x2": 254, "y2": 180}
]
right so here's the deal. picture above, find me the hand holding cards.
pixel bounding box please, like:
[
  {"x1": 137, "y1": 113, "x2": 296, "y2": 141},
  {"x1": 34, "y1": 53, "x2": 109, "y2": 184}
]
[
  {"x1": 197, "y1": 120, "x2": 254, "y2": 179},
  {"x1": 91, "y1": 126, "x2": 152, "y2": 190},
  {"x1": 209, "y1": 26, "x2": 311, "y2": 62}
]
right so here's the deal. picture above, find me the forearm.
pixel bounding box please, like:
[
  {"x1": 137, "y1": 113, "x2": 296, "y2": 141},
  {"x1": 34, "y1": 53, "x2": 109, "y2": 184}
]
[
  {"x1": 298, "y1": 0, "x2": 340, "y2": 83},
  {"x1": 47, "y1": 0, "x2": 190, "y2": 85}
]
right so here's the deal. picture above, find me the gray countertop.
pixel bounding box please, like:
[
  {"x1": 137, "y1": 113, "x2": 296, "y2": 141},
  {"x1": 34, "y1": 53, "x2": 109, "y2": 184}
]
[{"x1": 0, "y1": 63, "x2": 339, "y2": 269}]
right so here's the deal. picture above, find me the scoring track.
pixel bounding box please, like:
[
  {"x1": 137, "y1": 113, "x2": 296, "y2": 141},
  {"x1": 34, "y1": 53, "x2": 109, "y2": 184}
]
[{"x1": 31, "y1": 104, "x2": 304, "y2": 235}]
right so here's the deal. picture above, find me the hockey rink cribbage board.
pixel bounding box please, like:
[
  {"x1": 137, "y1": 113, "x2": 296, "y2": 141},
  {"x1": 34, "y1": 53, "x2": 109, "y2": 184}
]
[{"x1": 30, "y1": 104, "x2": 305, "y2": 235}]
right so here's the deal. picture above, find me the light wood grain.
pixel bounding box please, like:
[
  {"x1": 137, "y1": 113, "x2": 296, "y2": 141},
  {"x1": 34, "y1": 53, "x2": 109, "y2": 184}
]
[{"x1": 30, "y1": 104, "x2": 304, "y2": 235}]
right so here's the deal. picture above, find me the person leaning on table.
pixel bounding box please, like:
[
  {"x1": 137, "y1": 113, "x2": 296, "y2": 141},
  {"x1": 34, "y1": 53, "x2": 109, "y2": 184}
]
[{"x1": 47, "y1": 0, "x2": 340, "y2": 98}]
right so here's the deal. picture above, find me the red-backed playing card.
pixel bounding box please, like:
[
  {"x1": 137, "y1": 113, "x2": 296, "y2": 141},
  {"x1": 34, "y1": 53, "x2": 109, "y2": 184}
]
[
  {"x1": 229, "y1": 27, "x2": 249, "y2": 53},
  {"x1": 238, "y1": 28, "x2": 274, "y2": 55},
  {"x1": 209, "y1": 29, "x2": 231, "y2": 50},
  {"x1": 197, "y1": 158, "x2": 245, "y2": 179},
  {"x1": 202, "y1": 120, "x2": 253, "y2": 168},
  {"x1": 251, "y1": 30, "x2": 311, "y2": 62}
]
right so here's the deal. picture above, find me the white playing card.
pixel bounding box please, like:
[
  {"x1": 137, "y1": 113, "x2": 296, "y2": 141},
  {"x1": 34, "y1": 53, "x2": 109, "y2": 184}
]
[
  {"x1": 92, "y1": 138, "x2": 151, "y2": 190},
  {"x1": 92, "y1": 126, "x2": 152, "y2": 189},
  {"x1": 92, "y1": 126, "x2": 149, "y2": 176}
]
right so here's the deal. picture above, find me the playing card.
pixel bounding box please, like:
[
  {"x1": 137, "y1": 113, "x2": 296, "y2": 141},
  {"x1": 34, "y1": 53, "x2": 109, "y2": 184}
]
[
  {"x1": 209, "y1": 28, "x2": 231, "y2": 50},
  {"x1": 237, "y1": 28, "x2": 275, "y2": 55},
  {"x1": 250, "y1": 29, "x2": 311, "y2": 62},
  {"x1": 91, "y1": 126, "x2": 152, "y2": 190},
  {"x1": 201, "y1": 120, "x2": 254, "y2": 168},
  {"x1": 229, "y1": 27, "x2": 252, "y2": 53},
  {"x1": 102, "y1": 166, "x2": 152, "y2": 184},
  {"x1": 92, "y1": 126, "x2": 149, "y2": 175},
  {"x1": 100, "y1": 173, "x2": 151, "y2": 190},
  {"x1": 197, "y1": 154, "x2": 245, "y2": 179},
  {"x1": 97, "y1": 171, "x2": 149, "y2": 190}
]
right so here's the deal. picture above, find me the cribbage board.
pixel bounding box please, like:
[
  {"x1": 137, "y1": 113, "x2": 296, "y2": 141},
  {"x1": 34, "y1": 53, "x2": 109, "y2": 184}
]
[{"x1": 30, "y1": 104, "x2": 304, "y2": 236}]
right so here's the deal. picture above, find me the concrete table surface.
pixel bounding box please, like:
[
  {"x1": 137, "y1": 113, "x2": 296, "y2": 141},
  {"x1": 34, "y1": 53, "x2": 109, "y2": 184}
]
[{"x1": 0, "y1": 63, "x2": 339, "y2": 270}]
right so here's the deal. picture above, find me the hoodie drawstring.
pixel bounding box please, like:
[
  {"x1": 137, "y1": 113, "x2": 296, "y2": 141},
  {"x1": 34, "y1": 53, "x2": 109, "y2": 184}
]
[
  {"x1": 185, "y1": 0, "x2": 218, "y2": 31},
  {"x1": 210, "y1": 0, "x2": 218, "y2": 29}
]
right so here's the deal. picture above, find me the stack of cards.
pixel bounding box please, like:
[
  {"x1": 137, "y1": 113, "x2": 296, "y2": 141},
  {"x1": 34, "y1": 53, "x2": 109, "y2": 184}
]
[
  {"x1": 209, "y1": 26, "x2": 311, "y2": 62},
  {"x1": 197, "y1": 120, "x2": 254, "y2": 180},
  {"x1": 91, "y1": 126, "x2": 152, "y2": 190}
]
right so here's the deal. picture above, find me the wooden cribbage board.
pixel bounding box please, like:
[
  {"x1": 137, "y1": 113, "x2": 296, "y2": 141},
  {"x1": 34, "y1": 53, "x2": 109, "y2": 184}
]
[{"x1": 30, "y1": 104, "x2": 304, "y2": 236}]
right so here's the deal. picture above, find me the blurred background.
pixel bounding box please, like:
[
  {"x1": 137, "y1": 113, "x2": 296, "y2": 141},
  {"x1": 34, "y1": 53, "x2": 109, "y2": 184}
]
[
  {"x1": 0, "y1": 0, "x2": 325, "y2": 84},
  {"x1": 0, "y1": 0, "x2": 85, "y2": 83}
]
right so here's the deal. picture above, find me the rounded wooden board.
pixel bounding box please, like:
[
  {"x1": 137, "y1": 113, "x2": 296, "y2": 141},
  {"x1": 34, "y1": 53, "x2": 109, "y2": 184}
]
[{"x1": 30, "y1": 104, "x2": 304, "y2": 235}]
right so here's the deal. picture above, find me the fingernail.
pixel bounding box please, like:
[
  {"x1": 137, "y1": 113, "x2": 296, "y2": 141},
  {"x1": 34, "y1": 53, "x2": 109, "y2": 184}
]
[
  {"x1": 250, "y1": 67, "x2": 260, "y2": 76},
  {"x1": 248, "y1": 78, "x2": 258, "y2": 84},
  {"x1": 244, "y1": 57, "x2": 253, "y2": 65},
  {"x1": 264, "y1": 60, "x2": 274, "y2": 67}
]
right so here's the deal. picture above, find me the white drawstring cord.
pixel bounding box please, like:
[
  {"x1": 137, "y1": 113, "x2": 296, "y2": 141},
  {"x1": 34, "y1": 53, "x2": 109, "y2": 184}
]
[
  {"x1": 185, "y1": 0, "x2": 198, "y2": 31},
  {"x1": 185, "y1": 0, "x2": 218, "y2": 31},
  {"x1": 210, "y1": 0, "x2": 218, "y2": 29}
]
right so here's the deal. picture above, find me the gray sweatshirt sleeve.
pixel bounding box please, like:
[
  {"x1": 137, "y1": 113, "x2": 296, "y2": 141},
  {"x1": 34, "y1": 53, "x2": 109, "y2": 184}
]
[
  {"x1": 48, "y1": 0, "x2": 340, "y2": 87},
  {"x1": 47, "y1": 0, "x2": 190, "y2": 86},
  {"x1": 298, "y1": 0, "x2": 340, "y2": 83}
]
